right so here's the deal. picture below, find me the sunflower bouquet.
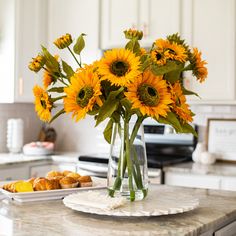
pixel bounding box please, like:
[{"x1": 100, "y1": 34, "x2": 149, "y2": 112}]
[{"x1": 29, "y1": 29, "x2": 207, "y2": 201}]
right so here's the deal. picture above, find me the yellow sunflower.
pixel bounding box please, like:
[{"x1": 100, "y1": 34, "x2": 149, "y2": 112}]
[
  {"x1": 64, "y1": 67, "x2": 102, "y2": 122},
  {"x1": 97, "y1": 48, "x2": 141, "y2": 86},
  {"x1": 151, "y1": 39, "x2": 170, "y2": 65},
  {"x1": 166, "y1": 42, "x2": 188, "y2": 63},
  {"x1": 192, "y1": 48, "x2": 208, "y2": 82},
  {"x1": 33, "y1": 85, "x2": 52, "y2": 122},
  {"x1": 125, "y1": 71, "x2": 172, "y2": 119},
  {"x1": 43, "y1": 71, "x2": 54, "y2": 89},
  {"x1": 170, "y1": 81, "x2": 193, "y2": 123}
]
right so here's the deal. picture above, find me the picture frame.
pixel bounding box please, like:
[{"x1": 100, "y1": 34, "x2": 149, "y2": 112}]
[{"x1": 207, "y1": 118, "x2": 236, "y2": 161}]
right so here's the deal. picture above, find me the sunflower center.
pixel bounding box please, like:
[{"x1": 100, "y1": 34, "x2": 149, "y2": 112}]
[
  {"x1": 156, "y1": 52, "x2": 162, "y2": 60},
  {"x1": 138, "y1": 83, "x2": 159, "y2": 106},
  {"x1": 110, "y1": 60, "x2": 129, "y2": 77},
  {"x1": 168, "y1": 48, "x2": 177, "y2": 55},
  {"x1": 40, "y1": 98, "x2": 47, "y2": 109},
  {"x1": 77, "y1": 86, "x2": 94, "y2": 108}
]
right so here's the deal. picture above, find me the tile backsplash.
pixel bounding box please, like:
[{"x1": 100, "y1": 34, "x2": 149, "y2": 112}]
[{"x1": 0, "y1": 103, "x2": 236, "y2": 153}]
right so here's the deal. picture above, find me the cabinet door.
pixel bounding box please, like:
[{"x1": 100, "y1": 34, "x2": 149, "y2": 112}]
[
  {"x1": 48, "y1": 0, "x2": 101, "y2": 67},
  {"x1": 0, "y1": 166, "x2": 29, "y2": 181},
  {"x1": 100, "y1": 0, "x2": 139, "y2": 49},
  {"x1": 165, "y1": 172, "x2": 221, "y2": 189},
  {"x1": 139, "y1": 0, "x2": 181, "y2": 47},
  {"x1": 15, "y1": 0, "x2": 48, "y2": 103},
  {"x1": 182, "y1": 0, "x2": 236, "y2": 103}
]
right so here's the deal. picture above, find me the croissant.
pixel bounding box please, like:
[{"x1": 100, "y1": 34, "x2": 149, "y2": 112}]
[
  {"x1": 46, "y1": 171, "x2": 63, "y2": 179},
  {"x1": 33, "y1": 178, "x2": 54, "y2": 191},
  {"x1": 66, "y1": 172, "x2": 81, "y2": 181}
]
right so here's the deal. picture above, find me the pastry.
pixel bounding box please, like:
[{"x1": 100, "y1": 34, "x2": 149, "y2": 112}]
[
  {"x1": 48, "y1": 178, "x2": 61, "y2": 190},
  {"x1": 59, "y1": 176, "x2": 78, "y2": 189},
  {"x1": 66, "y1": 172, "x2": 81, "y2": 181},
  {"x1": 33, "y1": 177, "x2": 54, "y2": 191},
  {"x1": 13, "y1": 181, "x2": 34, "y2": 192},
  {"x1": 62, "y1": 170, "x2": 73, "y2": 176},
  {"x1": 46, "y1": 170, "x2": 63, "y2": 179},
  {"x1": 27, "y1": 177, "x2": 36, "y2": 185},
  {"x1": 78, "y1": 176, "x2": 93, "y2": 187}
]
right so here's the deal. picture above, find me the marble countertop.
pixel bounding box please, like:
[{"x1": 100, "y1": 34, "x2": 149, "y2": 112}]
[
  {"x1": 1, "y1": 185, "x2": 236, "y2": 236},
  {"x1": 164, "y1": 161, "x2": 236, "y2": 177}
]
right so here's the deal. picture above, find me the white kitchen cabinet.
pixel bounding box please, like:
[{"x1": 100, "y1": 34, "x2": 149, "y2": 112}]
[
  {"x1": 0, "y1": 0, "x2": 47, "y2": 103},
  {"x1": 182, "y1": 0, "x2": 236, "y2": 104},
  {"x1": 100, "y1": 0, "x2": 180, "y2": 49},
  {"x1": 0, "y1": 165, "x2": 29, "y2": 181},
  {"x1": 47, "y1": 0, "x2": 101, "y2": 67},
  {"x1": 165, "y1": 172, "x2": 221, "y2": 190}
]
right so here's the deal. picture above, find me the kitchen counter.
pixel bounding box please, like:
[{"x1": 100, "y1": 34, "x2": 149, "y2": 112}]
[
  {"x1": 164, "y1": 161, "x2": 236, "y2": 177},
  {"x1": 1, "y1": 185, "x2": 236, "y2": 236}
]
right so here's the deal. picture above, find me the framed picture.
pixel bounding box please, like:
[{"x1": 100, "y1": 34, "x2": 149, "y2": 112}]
[{"x1": 207, "y1": 118, "x2": 236, "y2": 161}]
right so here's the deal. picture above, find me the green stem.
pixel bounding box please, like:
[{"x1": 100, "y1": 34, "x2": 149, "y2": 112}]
[
  {"x1": 67, "y1": 46, "x2": 82, "y2": 67},
  {"x1": 124, "y1": 119, "x2": 135, "y2": 201}
]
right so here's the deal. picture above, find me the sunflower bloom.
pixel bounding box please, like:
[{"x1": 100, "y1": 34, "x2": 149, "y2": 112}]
[
  {"x1": 124, "y1": 29, "x2": 143, "y2": 40},
  {"x1": 64, "y1": 67, "x2": 102, "y2": 122},
  {"x1": 125, "y1": 71, "x2": 172, "y2": 119},
  {"x1": 33, "y1": 85, "x2": 52, "y2": 122},
  {"x1": 170, "y1": 81, "x2": 193, "y2": 123},
  {"x1": 54, "y1": 33, "x2": 72, "y2": 49},
  {"x1": 97, "y1": 48, "x2": 141, "y2": 86},
  {"x1": 43, "y1": 71, "x2": 54, "y2": 88},
  {"x1": 151, "y1": 39, "x2": 170, "y2": 65},
  {"x1": 191, "y1": 48, "x2": 208, "y2": 82},
  {"x1": 28, "y1": 55, "x2": 45, "y2": 72},
  {"x1": 166, "y1": 42, "x2": 188, "y2": 63}
]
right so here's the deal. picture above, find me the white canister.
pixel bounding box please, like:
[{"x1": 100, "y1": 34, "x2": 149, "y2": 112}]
[{"x1": 7, "y1": 118, "x2": 24, "y2": 153}]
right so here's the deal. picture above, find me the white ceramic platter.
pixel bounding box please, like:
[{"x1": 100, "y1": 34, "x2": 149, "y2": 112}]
[
  {"x1": 0, "y1": 177, "x2": 106, "y2": 202},
  {"x1": 63, "y1": 187, "x2": 199, "y2": 217}
]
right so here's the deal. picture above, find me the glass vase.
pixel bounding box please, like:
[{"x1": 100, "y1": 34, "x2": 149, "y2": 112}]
[{"x1": 107, "y1": 118, "x2": 148, "y2": 201}]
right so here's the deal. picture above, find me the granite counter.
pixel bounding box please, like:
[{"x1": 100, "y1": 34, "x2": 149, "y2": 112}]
[{"x1": 1, "y1": 185, "x2": 236, "y2": 236}]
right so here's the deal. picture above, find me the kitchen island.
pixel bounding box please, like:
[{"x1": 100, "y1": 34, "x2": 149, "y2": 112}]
[{"x1": 0, "y1": 185, "x2": 236, "y2": 236}]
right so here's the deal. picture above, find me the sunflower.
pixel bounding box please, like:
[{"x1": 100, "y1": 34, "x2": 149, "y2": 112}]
[
  {"x1": 97, "y1": 48, "x2": 141, "y2": 86},
  {"x1": 166, "y1": 42, "x2": 188, "y2": 63},
  {"x1": 43, "y1": 71, "x2": 54, "y2": 88},
  {"x1": 151, "y1": 39, "x2": 170, "y2": 65},
  {"x1": 125, "y1": 71, "x2": 172, "y2": 119},
  {"x1": 191, "y1": 48, "x2": 208, "y2": 82},
  {"x1": 64, "y1": 67, "x2": 102, "y2": 122},
  {"x1": 170, "y1": 81, "x2": 193, "y2": 123},
  {"x1": 33, "y1": 85, "x2": 52, "y2": 122}
]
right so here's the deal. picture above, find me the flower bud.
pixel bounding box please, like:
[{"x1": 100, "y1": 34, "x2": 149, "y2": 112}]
[
  {"x1": 54, "y1": 33, "x2": 72, "y2": 49},
  {"x1": 124, "y1": 29, "x2": 143, "y2": 40},
  {"x1": 28, "y1": 55, "x2": 45, "y2": 72}
]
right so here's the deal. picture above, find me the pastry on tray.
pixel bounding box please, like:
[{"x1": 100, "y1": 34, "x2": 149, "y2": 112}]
[
  {"x1": 3, "y1": 181, "x2": 34, "y2": 193},
  {"x1": 59, "y1": 176, "x2": 78, "y2": 189},
  {"x1": 1, "y1": 170, "x2": 93, "y2": 193},
  {"x1": 78, "y1": 176, "x2": 93, "y2": 187}
]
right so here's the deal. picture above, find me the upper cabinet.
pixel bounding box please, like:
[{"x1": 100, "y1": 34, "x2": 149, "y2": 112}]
[
  {"x1": 0, "y1": 0, "x2": 47, "y2": 103},
  {"x1": 47, "y1": 0, "x2": 101, "y2": 67},
  {"x1": 100, "y1": 0, "x2": 181, "y2": 49},
  {"x1": 182, "y1": 0, "x2": 236, "y2": 103}
]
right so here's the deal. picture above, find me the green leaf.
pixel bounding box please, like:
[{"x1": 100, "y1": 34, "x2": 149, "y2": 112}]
[
  {"x1": 103, "y1": 119, "x2": 114, "y2": 144},
  {"x1": 48, "y1": 87, "x2": 65, "y2": 93},
  {"x1": 125, "y1": 39, "x2": 140, "y2": 54},
  {"x1": 41, "y1": 46, "x2": 60, "y2": 72},
  {"x1": 182, "y1": 86, "x2": 200, "y2": 97},
  {"x1": 164, "y1": 63, "x2": 184, "y2": 84},
  {"x1": 151, "y1": 61, "x2": 183, "y2": 76},
  {"x1": 95, "y1": 87, "x2": 124, "y2": 126},
  {"x1": 62, "y1": 60, "x2": 74, "y2": 79},
  {"x1": 158, "y1": 112, "x2": 183, "y2": 133},
  {"x1": 140, "y1": 55, "x2": 151, "y2": 71},
  {"x1": 120, "y1": 98, "x2": 132, "y2": 111},
  {"x1": 73, "y1": 33, "x2": 86, "y2": 55},
  {"x1": 49, "y1": 109, "x2": 65, "y2": 123},
  {"x1": 181, "y1": 122, "x2": 198, "y2": 137}
]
